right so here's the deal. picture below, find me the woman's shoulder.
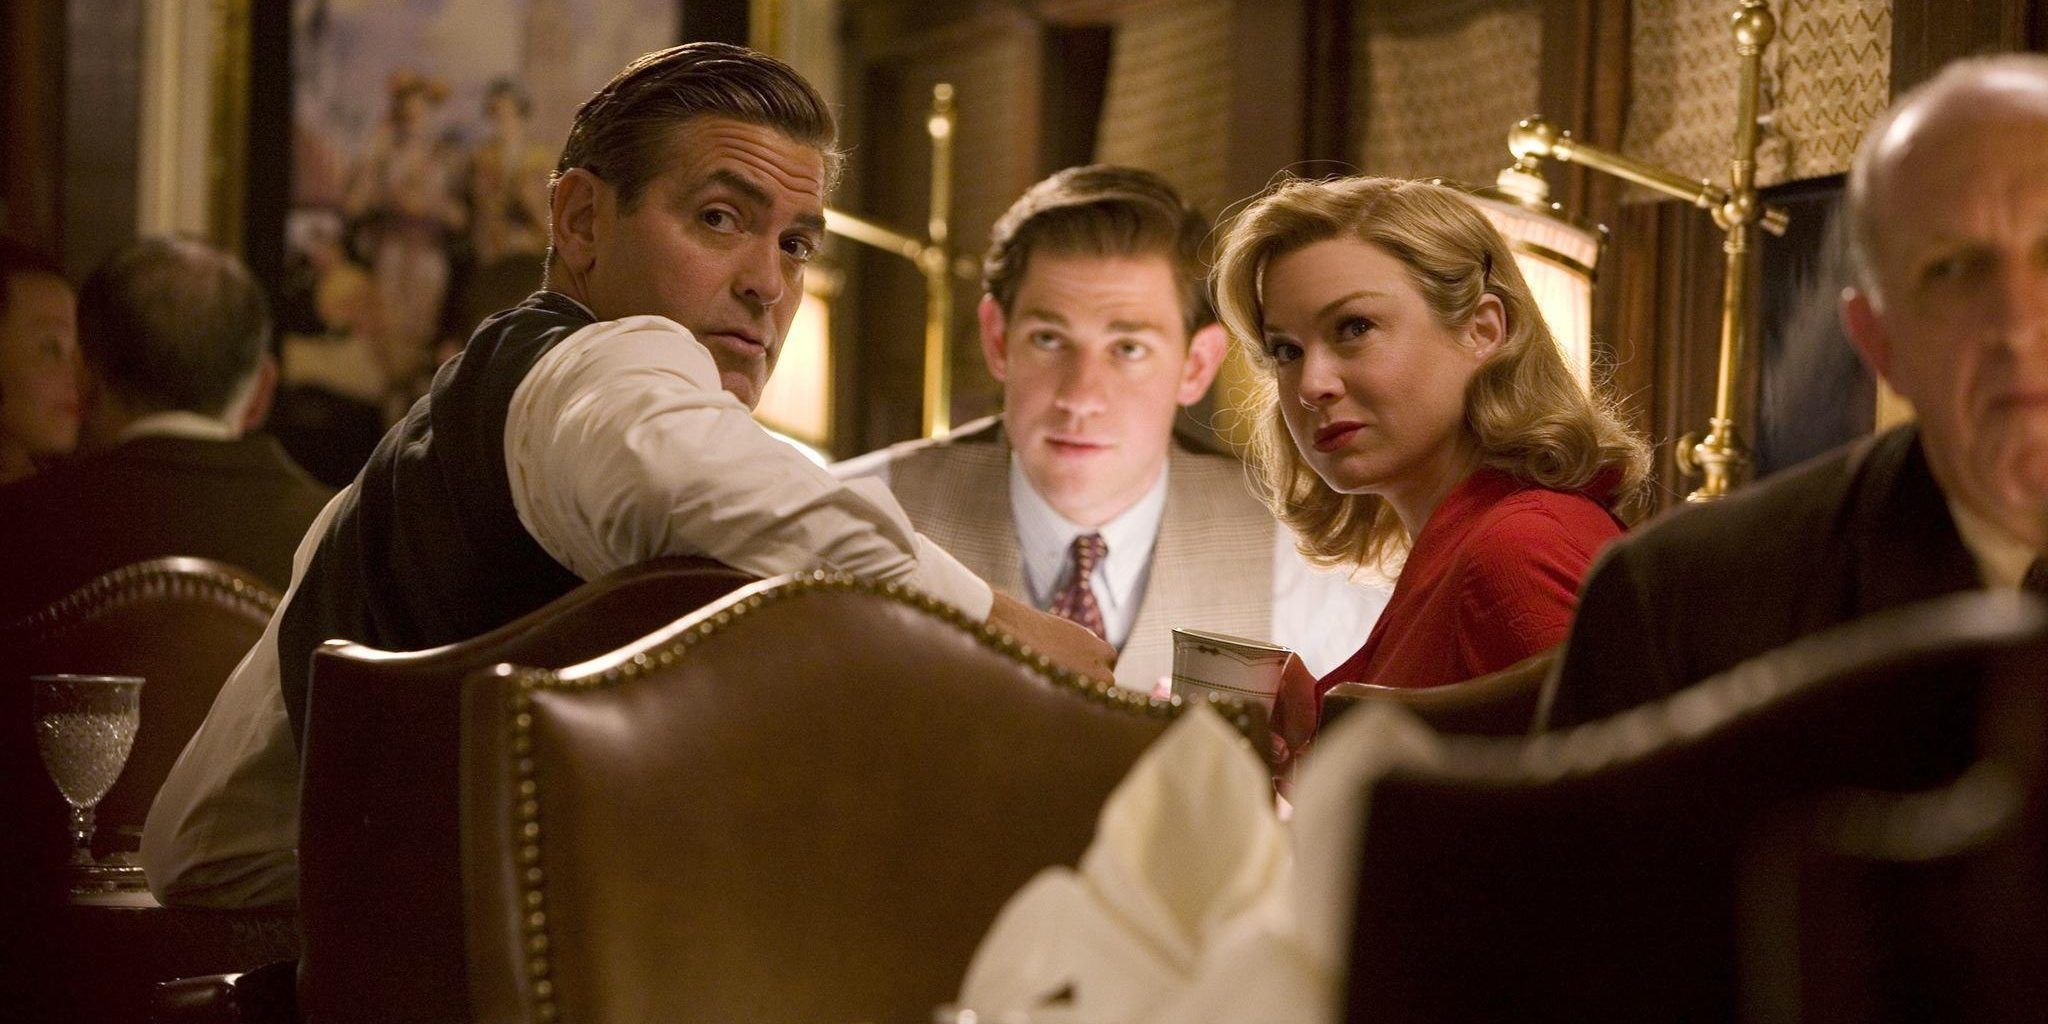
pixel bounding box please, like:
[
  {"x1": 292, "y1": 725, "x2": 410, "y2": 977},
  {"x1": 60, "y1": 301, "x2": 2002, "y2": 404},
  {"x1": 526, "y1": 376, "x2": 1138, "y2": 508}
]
[{"x1": 1462, "y1": 478, "x2": 1620, "y2": 553}]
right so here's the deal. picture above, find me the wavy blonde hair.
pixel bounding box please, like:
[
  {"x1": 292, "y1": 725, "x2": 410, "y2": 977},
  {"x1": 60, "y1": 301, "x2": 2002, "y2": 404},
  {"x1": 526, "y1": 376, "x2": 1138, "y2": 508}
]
[{"x1": 1212, "y1": 175, "x2": 1648, "y2": 571}]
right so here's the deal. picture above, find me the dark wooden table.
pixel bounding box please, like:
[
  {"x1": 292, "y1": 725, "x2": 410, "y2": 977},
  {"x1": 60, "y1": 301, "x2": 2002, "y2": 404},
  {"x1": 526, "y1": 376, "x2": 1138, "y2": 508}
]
[{"x1": 55, "y1": 888, "x2": 300, "y2": 1023}]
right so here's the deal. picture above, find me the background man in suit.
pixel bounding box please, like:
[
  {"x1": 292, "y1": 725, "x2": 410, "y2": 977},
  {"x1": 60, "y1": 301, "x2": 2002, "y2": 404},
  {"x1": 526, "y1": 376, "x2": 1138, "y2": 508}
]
[
  {"x1": 1546, "y1": 54, "x2": 2048, "y2": 727},
  {"x1": 838, "y1": 165, "x2": 1388, "y2": 693},
  {"x1": 0, "y1": 237, "x2": 331, "y2": 616}
]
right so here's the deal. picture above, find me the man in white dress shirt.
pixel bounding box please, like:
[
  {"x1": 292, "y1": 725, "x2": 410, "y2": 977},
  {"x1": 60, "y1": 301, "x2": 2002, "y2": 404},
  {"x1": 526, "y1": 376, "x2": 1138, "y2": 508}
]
[
  {"x1": 837, "y1": 166, "x2": 1389, "y2": 693},
  {"x1": 142, "y1": 42, "x2": 1111, "y2": 909}
]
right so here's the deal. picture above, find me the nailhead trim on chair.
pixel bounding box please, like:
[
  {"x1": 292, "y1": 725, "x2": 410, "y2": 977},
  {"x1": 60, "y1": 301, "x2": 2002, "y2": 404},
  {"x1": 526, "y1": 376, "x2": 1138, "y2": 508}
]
[
  {"x1": 495, "y1": 570, "x2": 1260, "y2": 1023},
  {"x1": 2, "y1": 558, "x2": 281, "y2": 639}
]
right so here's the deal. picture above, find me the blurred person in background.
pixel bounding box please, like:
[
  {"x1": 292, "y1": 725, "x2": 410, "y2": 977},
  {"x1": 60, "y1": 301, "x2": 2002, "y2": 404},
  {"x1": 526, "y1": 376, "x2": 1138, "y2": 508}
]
[
  {"x1": 0, "y1": 237, "x2": 331, "y2": 617},
  {"x1": 0, "y1": 237, "x2": 80, "y2": 487}
]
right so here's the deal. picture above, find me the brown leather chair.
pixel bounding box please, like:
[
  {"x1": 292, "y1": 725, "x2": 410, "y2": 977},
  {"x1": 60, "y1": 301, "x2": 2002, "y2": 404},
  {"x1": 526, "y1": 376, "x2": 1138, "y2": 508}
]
[
  {"x1": 459, "y1": 573, "x2": 1245, "y2": 1024},
  {"x1": 1321, "y1": 647, "x2": 1555, "y2": 737},
  {"x1": 295, "y1": 556, "x2": 757, "y2": 1024},
  {"x1": 6, "y1": 557, "x2": 279, "y2": 840},
  {"x1": 1336, "y1": 590, "x2": 2048, "y2": 1024}
]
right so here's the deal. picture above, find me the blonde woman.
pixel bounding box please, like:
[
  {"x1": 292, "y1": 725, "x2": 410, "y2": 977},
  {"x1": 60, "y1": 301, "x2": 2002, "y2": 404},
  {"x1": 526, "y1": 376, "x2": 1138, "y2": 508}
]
[{"x1": 1213, "y1": 176, "x2": 1646, "y2": 733}]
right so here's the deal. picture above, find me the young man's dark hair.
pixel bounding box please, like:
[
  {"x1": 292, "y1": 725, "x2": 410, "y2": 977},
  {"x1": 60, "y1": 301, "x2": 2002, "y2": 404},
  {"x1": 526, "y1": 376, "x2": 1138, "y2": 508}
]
[
  {"x1": 981, "y1": 164, "x2": 1213, "y2": 333},
  {"x1": 76, "y1": 237, "x2": 271, "y2": 418},
  {"x1": 545, "y1": 40, "x2": 840, "y2": 281}
]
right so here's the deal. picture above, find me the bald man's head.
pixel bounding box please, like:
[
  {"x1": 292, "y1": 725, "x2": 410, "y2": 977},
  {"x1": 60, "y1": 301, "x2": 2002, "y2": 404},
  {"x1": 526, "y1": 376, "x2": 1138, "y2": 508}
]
[
  {"x1": 1839, "y1": 53, "x2": 2048, "y2": 549},
  {"x1": 1846, "y1": 54, "x2": 2048, "y2": 302}
]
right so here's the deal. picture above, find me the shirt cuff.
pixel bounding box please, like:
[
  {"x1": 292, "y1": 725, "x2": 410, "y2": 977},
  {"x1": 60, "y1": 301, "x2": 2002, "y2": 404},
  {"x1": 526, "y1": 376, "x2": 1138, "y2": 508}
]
[{"x1": 909, "y1": 533, "x2": 996, "y2": 623}]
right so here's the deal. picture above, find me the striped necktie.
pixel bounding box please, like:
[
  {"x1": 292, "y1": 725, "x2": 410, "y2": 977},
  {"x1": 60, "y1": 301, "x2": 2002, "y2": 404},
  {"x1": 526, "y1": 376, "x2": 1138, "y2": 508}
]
[{"x1": 1048, "y1": 533, "x2": 1109, "y2": 641}]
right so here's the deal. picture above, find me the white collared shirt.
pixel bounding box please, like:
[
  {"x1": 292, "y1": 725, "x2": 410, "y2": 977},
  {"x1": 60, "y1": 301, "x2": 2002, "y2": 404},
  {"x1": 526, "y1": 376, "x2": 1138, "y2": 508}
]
[
  {"x1": 1009, "y1": 457, "x2": 1170, "y2": 650},
  {"x1": 1946, "y1": 495, "x2": 2042, "y2": 590},
  {"x1": 503, "y1": 308, "x2": 992, "y2": 616},
  {"x1": 118, "y1": 410, "x2": 241, "y2": 443},
  {"x1": 143, "y1": 300, "x2": 993, "y2": 909},
  {"x1": 842, "y1": 452, "x2": 1388, "y2": 678}
]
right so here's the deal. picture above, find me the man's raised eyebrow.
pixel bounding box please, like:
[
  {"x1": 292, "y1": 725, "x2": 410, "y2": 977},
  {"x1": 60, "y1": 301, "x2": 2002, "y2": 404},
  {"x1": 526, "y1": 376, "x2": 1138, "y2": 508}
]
[
  {"x1": 694, "y1": 168, "x2": 773, "y2": 209},
  {"x1": 1014, "y1": 307, "x2": 1072, "y2": 327},
  {"x1": 694, "y1": 169, "x2": 824, "y2": 233},
  {"x1": 1105, "y1": 319, "x2": 1167, "y2": 335}
]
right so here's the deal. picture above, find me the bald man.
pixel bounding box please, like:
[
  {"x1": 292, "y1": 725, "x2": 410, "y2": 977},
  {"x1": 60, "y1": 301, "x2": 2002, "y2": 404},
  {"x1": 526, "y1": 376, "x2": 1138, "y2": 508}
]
[{"x1": 1546, "y1": 54, "x2": 2048, "y2": 727}]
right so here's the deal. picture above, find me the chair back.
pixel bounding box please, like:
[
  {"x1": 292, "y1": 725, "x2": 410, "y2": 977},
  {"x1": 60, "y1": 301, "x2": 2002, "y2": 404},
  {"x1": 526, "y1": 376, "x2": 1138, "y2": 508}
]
[
  {"x1": 1737, "y1": 643, "x2": 2048, "y2": 1024},
  {"x1": 296, "y1": 556, "x2": 755, "y2": 1024},
  {"x1": 5, "y1": 558, "x2": 279, "y2": 836},
  {"x1": 460, "y1": 574, "x2": 1223, "y2": 1024},
  {"x1": 1322, "y1": 647, "x2": 1554, "y2": 737},
  {"x1": 1338, "y1": 591, "x2": 2048, "y2": 1024}
]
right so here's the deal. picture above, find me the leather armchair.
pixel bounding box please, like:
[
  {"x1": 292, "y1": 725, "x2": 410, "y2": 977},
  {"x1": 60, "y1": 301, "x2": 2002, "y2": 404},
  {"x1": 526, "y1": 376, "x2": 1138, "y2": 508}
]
[
  {"x1": 458, "y1": 573, "x2": 1229, "y2": 1024},
  {"x1": 1321, "y1": 647, "x2": 1554, "y2": 737},
  {"x1": 6, "y1": 557, "x2": 279, "y2": 842},
  {"x1": 1336, "y1": 591, "x2": 2048, "y2": 1024},
  {"x1": 296, "y1": 555, "x2": 756, "y2": 1024}
]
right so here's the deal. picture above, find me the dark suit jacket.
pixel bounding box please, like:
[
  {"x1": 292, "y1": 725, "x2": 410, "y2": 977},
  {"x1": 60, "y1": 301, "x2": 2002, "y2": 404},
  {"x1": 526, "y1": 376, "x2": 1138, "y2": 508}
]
[
  {"x1": 1546, "y1": 425, "x2": 1979, "y2": 728},
  {"x1": 0, "y1": 434, "x2": 334, "y2": 617}
]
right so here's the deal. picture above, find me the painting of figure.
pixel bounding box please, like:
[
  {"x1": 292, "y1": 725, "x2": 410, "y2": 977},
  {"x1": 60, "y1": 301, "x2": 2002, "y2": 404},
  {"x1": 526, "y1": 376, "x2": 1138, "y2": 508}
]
[{"x1": 280, "y1": 0, "x2": 678, "y2": 481}]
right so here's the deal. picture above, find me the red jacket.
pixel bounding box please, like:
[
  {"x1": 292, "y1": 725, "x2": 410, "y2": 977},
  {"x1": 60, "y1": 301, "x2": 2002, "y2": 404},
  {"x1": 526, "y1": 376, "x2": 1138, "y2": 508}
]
[{"x1": 1317, "y1": 468, "x2": 1623, "y2": 698}]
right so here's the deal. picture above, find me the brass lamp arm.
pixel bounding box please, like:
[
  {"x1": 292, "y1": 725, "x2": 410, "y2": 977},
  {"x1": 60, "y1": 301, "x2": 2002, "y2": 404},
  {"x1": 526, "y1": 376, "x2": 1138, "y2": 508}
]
[
  {"x1": 812, "y1": 83, "x2": 958, "y2": 438},
  {"x1": 1507, "y1": 117, "x2": 1788, "y2": 237},
  {"x1": 824, "y1": 208, "x2": 930, "y2": 264},
  {"x1": 1500, "y1": 1, "x2": 1783, "y2": 502}
]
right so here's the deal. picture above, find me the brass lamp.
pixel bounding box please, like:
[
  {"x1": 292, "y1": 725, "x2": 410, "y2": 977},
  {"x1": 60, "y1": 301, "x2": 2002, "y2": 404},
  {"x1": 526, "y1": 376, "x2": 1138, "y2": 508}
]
[
  {"x1": 1460, "y1": 181, "x2": 1604, "y2": 390},
  {"x1": 1495, "y1": 0, "x2": 1789, "y2": 501},
  {"x1": 821, "y1": 83, "x2": 959, "y2": 439}
]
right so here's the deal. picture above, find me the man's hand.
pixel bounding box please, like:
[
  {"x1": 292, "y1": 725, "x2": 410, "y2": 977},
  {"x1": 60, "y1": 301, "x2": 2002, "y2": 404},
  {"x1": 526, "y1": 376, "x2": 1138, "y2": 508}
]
[{"x1": 986, "y1": 591, "x2": 1118, "y2": 683}]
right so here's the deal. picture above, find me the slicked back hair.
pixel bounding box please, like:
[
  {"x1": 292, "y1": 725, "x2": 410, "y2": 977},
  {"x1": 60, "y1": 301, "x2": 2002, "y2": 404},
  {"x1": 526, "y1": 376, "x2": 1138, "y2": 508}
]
[
  {"x1": 982, "y1": 164, "x2": 1213, "y2": 334},
  {"x1": 552, "y1": 41, "x2": 838, "y2": 219}
]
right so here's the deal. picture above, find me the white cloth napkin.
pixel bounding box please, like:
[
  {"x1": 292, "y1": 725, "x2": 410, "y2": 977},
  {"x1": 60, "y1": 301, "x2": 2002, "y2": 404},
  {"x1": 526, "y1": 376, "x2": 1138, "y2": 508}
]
[
  {"x1": 958, "y1": 705, "x2": 1288, "y2": 1019},
  {"x1": 957, "y1": 701, "x2": 1445, "y2": 1024}
]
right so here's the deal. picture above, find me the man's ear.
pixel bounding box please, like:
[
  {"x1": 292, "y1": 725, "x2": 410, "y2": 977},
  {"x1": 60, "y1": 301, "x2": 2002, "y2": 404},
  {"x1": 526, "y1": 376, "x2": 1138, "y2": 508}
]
[
  {"x1": 1467, "y1": 293, "x2": 1507, "y2": 360},
  {"x1": 1177, "y1": 322, "x2": 1229, "y2": 406},
  {"x1": 237, "y1": 354, "x2": 278, "y2": 435},
  {"x1": 977, "y1": 293, "x2": 1010, "y2": 383},
  {"x1": 549, "y1": 168, "x2": 603, "y2": 276},
  {"x1": 1841, "y1": 286, "x2": 1893, "y2": 383}
]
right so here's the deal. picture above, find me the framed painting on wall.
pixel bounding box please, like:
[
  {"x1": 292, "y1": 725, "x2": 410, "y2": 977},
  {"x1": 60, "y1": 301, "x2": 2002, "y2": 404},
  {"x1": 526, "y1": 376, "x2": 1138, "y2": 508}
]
[{"x1": 273, "y1": 0, "x2": 678, "y2": 485}]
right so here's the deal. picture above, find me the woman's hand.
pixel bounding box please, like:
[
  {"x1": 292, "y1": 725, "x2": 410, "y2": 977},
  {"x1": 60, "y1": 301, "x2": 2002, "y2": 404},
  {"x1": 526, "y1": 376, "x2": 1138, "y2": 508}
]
[{"x1": 1268, "y1": 653, "x2": 1320, "y2": 771}]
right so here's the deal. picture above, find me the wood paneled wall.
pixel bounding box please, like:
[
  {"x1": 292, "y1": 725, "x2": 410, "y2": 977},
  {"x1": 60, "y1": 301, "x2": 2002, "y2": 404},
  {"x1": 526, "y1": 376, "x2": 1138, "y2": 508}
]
[{"x1": 2, "y1": 0, "x2": 67, "y2": 254}]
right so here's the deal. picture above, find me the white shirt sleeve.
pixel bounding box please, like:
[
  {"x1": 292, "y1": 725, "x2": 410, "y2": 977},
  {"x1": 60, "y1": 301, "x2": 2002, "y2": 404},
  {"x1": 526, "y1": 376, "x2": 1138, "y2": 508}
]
[
  {"x1": 1268, "y1": 528, "x2": 1393, "y2": 677},
  {"x1": 505, "y1": 315, "x2": 992, "y2": 621},
  {"x1": 141, "y1": 489, "x2": 351, "y2": 909},
  {"x1": 826, "y1": 445, "x2": 895, "y2": 488}
]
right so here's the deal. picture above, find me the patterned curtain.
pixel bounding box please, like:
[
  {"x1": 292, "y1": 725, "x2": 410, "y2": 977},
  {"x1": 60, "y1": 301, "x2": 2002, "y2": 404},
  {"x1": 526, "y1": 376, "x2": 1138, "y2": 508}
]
[
  {"x1": 1623, "y1": 0, "x2": 1890, "y2": 198},
  {"x1": 1094, "y1": 0, "x2": 1234, "y2": 215},
  {"x1": 1351, "y1": 0, "x2": 1544, "y2": 187}
]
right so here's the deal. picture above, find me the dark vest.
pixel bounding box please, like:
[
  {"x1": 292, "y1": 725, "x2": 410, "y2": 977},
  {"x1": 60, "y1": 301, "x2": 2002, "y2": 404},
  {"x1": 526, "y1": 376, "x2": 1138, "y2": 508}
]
[{"x1": 276, "y1": 291, "x2": 588, "y2": 741}]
